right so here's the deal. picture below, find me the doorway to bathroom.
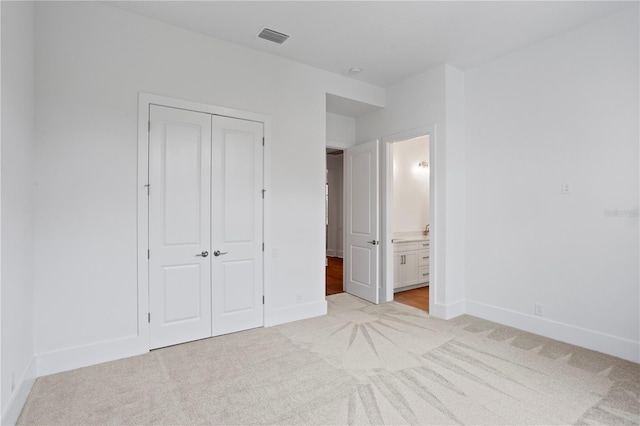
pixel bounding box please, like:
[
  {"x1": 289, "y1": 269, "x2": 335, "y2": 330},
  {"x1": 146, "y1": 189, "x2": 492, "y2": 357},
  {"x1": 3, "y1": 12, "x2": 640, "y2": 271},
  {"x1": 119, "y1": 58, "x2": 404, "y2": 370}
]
[{"x1": 388, "y1": 135, "x2": 431, "y2": 312}]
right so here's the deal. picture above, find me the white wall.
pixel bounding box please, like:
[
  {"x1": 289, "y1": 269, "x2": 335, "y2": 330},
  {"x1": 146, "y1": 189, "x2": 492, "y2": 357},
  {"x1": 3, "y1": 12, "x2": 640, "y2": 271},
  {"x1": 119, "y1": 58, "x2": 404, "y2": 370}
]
[
  {"x1": 1, "y1": 1, "x2": 36, "y2": 422},
  {"x1": 326, "y1": 112, "x2": 356, "y2": 149},
  {"x1": 392, "y1": 136, "x2": 430, "y2": 234},
  {"x1": 465, "y1": 6, "x2": 639, "y2": 361},
  {"x1": 32, "y1": 1, "x2": 384, "y2": 372},
  {"x1": 326, "y1": 154, "x2": 343, "y2": 257},
  {"x1": 357, "y1": 65, "x2": 467, "y2": 317}
]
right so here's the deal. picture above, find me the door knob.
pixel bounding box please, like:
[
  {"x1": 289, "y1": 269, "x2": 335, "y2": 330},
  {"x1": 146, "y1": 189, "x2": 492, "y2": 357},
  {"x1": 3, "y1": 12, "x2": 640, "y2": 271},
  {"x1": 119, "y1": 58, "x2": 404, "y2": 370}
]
[
  {"x1": 213, "y1": 250, "x2": 228, "y2": 257},
  {"x1": 196, "y1": 251, "x2": 209, "y2": 257},
  {"x1": 367, "y1": 240, "x2": 379, "y2": 245}
]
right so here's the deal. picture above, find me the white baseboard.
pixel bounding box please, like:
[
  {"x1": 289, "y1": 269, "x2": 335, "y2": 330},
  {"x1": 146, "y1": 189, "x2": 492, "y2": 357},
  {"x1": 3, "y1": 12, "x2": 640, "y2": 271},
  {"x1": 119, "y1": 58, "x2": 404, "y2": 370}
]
[
  {"x1": 265, "y1": 300, "x2": 327, "y2": 327},
  {"x1": 1, "y1": 357, "x2": 36, "y2": 426},
  {"x1": 326, "y1": 251, "x2": 343, "y2": 258},
  {"x1": 466, "y1": 300, "x2": 640, "y2": 363},
  {"x1": 430, "y1": 299, "x2": 466, "y2": 320},
  {"x1": 36, "y1": 335, "x2": 148, "y2": 377}
]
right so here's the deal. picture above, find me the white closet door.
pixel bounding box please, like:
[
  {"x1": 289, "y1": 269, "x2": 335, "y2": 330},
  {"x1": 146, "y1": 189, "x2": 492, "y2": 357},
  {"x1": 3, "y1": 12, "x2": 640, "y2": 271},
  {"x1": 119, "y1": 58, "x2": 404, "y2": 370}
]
[
  {"x1": 211, "y1": 116, "x2": 264, "y2": 336},
  {"x1": 149, "y1": 105, "x2": 212, "y2": 349}
]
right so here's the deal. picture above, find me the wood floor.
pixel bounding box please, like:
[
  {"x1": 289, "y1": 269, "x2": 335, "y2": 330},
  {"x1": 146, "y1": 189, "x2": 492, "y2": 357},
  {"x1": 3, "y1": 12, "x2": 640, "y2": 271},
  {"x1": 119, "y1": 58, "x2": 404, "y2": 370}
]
[
  {"x1": 325, "y1": 256, "x2": 429, "y2": 312},
  {"x1": 393, "y1": 286, "x2": 429, "y2": 312},
  {"x1": 326, "y1": 256, "x2": 344, "y2": 296}
]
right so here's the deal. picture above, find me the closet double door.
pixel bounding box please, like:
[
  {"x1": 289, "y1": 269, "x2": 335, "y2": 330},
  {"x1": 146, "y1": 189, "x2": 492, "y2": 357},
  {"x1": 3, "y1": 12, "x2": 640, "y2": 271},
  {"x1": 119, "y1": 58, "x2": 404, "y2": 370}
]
[{"x1": 148, "y1": 105, "x2": 263, "y2": 349}]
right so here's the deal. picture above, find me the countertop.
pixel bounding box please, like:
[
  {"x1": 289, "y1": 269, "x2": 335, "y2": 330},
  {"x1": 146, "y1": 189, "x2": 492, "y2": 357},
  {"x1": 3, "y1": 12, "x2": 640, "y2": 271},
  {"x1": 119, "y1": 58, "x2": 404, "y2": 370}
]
[{"x1": 393, "y1": 236, "x2": 430, "y2": 243}]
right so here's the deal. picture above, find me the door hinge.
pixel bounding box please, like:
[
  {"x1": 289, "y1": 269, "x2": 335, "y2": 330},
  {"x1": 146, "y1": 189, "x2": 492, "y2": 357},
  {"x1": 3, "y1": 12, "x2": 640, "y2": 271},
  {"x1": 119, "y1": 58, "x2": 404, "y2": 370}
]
[
  {"x1": 147, "y1": 249, "x2": 150, "y2": 259},
  {"x1": 148, "y1": 313, "x2": 151, "y2": 323},
  {"x1": 144, "y1": 184, "x2": 150, "y2": 195},
  {"x1": 148, "y1": 121, "x2": 151, "y2": 132},
  {"x1": 262, "y1": 189, "x2": 266, "y2": 199},
  {"x1": 262, "y1": 242, "x2": 264, "y2": 252},
  {"x1": 262, "y1": 296, "x2": 265, "y2": 305},
  {"x1": 262, "y1": 137, "x2": 265, "y2": 146}
]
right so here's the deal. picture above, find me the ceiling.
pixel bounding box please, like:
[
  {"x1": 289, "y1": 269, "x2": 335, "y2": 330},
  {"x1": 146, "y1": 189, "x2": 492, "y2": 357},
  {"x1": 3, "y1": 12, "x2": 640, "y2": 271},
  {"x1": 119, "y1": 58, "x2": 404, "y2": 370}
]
[{"x1": 109, "y1": 1, "x2": 630, "y2": 89}]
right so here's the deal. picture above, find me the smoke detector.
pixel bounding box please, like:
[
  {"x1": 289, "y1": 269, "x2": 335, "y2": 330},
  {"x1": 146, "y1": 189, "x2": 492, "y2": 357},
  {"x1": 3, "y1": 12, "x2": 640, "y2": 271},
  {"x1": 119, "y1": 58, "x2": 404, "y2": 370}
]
[{"x1": 258, "y1": 28, "x2": 290, "y2": 44}]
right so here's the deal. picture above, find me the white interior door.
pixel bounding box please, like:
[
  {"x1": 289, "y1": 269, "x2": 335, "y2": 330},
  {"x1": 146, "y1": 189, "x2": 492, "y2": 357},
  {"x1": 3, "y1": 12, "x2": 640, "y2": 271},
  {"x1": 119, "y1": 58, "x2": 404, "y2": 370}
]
[
  {"x1": 149, "y1": 105, "x2": 212, "y2": 349},
  {"x1": 211, "y1": 116, "x2": 264, "y2": 336},
  {"x1": 344, "y1": 140, "x2": 380, "y2": 304}
]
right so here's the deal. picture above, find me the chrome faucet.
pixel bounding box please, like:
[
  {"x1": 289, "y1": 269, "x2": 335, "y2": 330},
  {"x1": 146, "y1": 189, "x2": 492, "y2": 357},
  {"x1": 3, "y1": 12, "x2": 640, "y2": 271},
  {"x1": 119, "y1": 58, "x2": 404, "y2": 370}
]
[{"x1": 424, "y1": 224, "x2": 430, "y2": 235}]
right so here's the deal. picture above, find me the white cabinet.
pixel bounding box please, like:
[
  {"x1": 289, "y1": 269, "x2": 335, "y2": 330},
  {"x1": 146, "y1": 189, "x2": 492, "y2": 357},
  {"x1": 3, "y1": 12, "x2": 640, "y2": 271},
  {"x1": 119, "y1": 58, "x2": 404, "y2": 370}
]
[{"x1": 394, "y1": 240, "x2": 429, "y2": 290}]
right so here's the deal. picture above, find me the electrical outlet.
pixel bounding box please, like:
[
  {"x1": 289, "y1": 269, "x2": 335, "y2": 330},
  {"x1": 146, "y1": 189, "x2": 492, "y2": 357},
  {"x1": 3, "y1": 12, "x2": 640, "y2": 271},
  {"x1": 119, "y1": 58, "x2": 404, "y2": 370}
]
[
  {"x1": 534, "y1": 304, "x2": 544, "y2": 316},
  {"x1": 296, "y1": 293, "x2": 302, "y2": 304},
  {"x1": 561, "y1": 182, "x2": 572, "y2": 194},
  {"x1": 10, "y1": 371, "x2": 15, "y2": 393}
]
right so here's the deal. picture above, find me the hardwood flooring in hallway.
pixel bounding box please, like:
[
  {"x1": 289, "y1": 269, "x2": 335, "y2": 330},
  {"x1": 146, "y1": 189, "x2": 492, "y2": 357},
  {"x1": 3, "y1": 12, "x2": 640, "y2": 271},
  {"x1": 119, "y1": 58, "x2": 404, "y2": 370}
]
[{"x1": 326, "y1": 256, "x2": 344, "y2": 296}]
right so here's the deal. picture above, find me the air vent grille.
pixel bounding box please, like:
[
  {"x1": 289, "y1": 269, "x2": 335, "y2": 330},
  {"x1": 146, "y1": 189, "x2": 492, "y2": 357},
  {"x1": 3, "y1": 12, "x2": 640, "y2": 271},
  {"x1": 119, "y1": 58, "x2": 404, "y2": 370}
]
[{"x1": 258, "y1": 28, "x2": 289, "y2": 44}]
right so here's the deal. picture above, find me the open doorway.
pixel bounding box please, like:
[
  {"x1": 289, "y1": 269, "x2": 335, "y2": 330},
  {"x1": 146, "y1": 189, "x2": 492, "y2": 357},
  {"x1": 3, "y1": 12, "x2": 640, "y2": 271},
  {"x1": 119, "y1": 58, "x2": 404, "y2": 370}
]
[
  {"x1": 389, "y1": 135, "x2": 430, "y2": 312},
  {"x1": 326, "y1": 148, "x2": 344, "y2": 296}
]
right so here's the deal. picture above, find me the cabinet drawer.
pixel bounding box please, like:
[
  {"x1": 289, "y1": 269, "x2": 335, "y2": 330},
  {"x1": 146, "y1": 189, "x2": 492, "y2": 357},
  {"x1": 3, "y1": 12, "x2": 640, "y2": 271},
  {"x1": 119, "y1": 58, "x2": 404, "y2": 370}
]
[
  {"x1": 418, "y1": 249, "x2": 429, "y2": 266},
  {"x1": 419, "y1": 266, "x2": 430, "y2": 283},
  {"x1": 419, "y1": 241, "x2": 430, "y2": 249},
  {"x1": 394, "y1": 242, "x2": 420, "y2": 252}
]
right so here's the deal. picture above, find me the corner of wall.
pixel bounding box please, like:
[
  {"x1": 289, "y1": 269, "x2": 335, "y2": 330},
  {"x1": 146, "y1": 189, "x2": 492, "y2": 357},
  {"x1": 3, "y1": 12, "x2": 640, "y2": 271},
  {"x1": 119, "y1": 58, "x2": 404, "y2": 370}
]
[
  {"x1": 0, "y1": 357, "x2": 36, "y2": 426},
  {"x1": 265, "y1": 300, "x2": 327, "y2": 328}
]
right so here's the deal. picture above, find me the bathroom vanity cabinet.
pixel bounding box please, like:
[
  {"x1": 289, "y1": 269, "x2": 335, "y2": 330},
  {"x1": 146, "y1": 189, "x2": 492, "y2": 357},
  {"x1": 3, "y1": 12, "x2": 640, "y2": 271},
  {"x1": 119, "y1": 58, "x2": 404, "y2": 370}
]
[{"x1": 393, "y1": 239, "x2": 429, "y2": 291}]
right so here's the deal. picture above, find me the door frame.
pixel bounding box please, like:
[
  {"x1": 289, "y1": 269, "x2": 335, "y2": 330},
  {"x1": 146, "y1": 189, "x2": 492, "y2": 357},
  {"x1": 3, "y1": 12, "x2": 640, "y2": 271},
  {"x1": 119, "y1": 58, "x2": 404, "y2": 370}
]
[
  {"x1": 380, "y1": 125, "x2": 436, "y2": 312},
  {"x1": 137, "y1": 92, "x2": 272, "y2": 350}
]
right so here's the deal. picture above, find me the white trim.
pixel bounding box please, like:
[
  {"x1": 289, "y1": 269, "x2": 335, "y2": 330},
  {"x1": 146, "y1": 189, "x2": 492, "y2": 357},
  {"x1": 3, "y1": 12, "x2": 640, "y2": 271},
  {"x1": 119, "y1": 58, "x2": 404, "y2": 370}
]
[
  {"x1": 466, "y1": 300, "x2": 640, "y2": 363},
  {"x1": 36, "y1": 336, "x2": 146, "y2": 377},
  {"x1": 137, "y1": 92, "x2": 272, "y2": 352},
  {"x1": 430, "y1": 300, "x2": 466, "y2": 320},
  {"x1": 1, "y1": 357, "x2": 36, "y2": 426},
  {"x1": 264, "y1": 300, "x2": 327, "y2": 327},
  {"x1": 381, "y1": 126, "x2": 438, "y2": 314},
  {"x1": 136, "y1": 94, "x2": 150, "y2": 349}
]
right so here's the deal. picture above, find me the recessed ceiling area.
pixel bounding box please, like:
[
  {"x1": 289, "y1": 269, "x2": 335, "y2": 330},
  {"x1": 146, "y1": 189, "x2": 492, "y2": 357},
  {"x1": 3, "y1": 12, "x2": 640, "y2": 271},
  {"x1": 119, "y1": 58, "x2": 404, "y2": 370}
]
[{"x1": 109, "y1": 1, "x2": 631, "y2": 87}]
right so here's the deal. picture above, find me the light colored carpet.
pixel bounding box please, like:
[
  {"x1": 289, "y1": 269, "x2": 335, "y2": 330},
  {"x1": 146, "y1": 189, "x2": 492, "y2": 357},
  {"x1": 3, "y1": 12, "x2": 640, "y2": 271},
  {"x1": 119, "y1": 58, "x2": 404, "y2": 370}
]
[{"x1": 18, "y1": 293, "x2": 640, "y2": 425}]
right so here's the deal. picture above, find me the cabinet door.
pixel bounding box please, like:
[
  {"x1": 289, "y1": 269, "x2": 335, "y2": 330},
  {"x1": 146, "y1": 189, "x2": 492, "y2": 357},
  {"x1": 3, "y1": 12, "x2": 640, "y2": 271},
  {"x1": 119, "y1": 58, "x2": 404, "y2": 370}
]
[
  {"x1": 402, "y1": 252, "x2": 419, "y2": 286},
  {"x1": 393, "y1": 253, "x2": 404, "y2": 289}
]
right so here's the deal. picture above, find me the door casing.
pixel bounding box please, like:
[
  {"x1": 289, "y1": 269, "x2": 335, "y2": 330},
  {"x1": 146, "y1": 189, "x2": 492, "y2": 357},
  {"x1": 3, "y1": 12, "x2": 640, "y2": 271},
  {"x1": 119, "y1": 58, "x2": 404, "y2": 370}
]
[{"x1": 137, "y1": 92, "x2": 272, "y2": 350}]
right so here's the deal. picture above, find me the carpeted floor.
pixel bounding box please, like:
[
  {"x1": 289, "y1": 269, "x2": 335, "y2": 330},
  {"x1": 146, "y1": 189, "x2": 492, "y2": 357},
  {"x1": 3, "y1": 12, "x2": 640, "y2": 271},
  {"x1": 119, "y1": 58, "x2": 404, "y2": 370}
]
[{"x1": 18, "y1": 293, "x2": 639, "y2": 425}]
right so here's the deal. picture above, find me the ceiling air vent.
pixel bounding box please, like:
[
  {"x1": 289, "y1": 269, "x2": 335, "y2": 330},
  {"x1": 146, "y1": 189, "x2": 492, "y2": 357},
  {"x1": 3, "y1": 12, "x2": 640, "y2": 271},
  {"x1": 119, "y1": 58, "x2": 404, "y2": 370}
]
[{"x1": 258, "y1": 28, "x2": 289, "y2": 44}]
